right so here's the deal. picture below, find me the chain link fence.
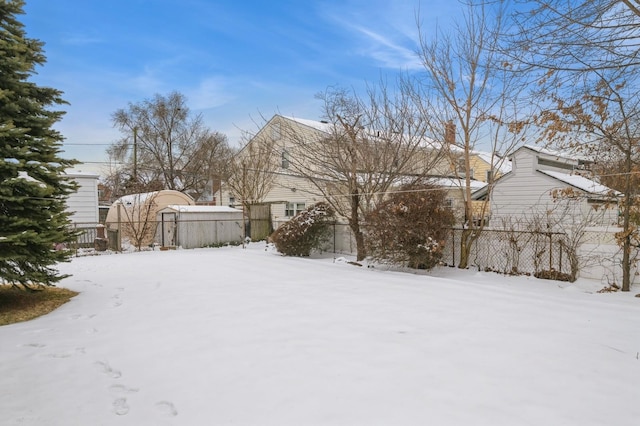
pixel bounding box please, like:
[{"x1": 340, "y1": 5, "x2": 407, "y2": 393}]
[{"x1": 441, "y1": 228, "x2": 571, "y2": 277}]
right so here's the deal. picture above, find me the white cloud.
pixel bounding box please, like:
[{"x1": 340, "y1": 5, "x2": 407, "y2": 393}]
[
  {"x1": 349, "y1": 24, "x2": 422, "y2": 70},
  {"x1": 60, "y1": 33, "x2": 103, "y2": 46},
  {"x1": 185, "y1": 77, "x2": 236, "y2": 110}
]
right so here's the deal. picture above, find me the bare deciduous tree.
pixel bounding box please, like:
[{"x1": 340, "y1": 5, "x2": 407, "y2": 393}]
[
  {"x1": 282, "y1": 85, "x2": 447, "y2": 261},
  {"x1": 410, "y1": 0, "x2": 526, "y2": 268},
  {"x1": 107, "y1": 91, "x2": 232, "y2": 201},
  {"x1": 509, "y1": 0, "x2": 640, "y2": 290},
  {"x1": 117, "y1": 192, "x2": 161, "y2": 251},
  {"x1": 225, "y1": 128, "x2": 280, "y2": 220},
  {"x1": 510, "y1": 0, "x2": 640, "y2": 74}
]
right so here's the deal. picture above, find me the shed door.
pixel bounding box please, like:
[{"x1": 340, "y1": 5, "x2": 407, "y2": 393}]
[{"x1": 161, "y1": 212, "x2": 177, "y2": 247}]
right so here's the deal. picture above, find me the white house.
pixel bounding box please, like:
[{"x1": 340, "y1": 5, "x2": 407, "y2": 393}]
[
  {"x1": 488, "y1": 145, "x2": 619, "y2": 229},
  {"x1": 65, "y1": 170, "x2": 99, "y2": 226},
  {"x1": 219, "y1": 114, "x2": 458, "y2": 228},
  {"x1": 217, "y1": 115, "x2": 333, "y2": 230}
]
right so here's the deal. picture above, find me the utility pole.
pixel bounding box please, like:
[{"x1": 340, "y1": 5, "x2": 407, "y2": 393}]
[{"x1": 133, "y1": 127, "x2": 138, "y2": 183}]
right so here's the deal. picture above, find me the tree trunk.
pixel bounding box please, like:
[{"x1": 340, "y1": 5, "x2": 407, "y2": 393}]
[
  {"x1": 458, "y1": 228, "x2": 473, "y2": 269},
  {"x1": 352, "y1": 226, "x2": 367, "y2": 262},
  {"x1": 348, "y1": 185, "x2": 366, "y2": 261},
  {"x1": 622, "y1": 150, "x2": 632, "y2": 291}
]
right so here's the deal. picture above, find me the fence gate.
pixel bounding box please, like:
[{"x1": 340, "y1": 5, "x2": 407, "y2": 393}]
[{"x1": 249, "y1": 203, "x2": 271, "y2": 241}]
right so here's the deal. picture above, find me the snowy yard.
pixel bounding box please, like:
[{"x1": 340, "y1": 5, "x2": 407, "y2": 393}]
[{"x1": 1, "y1": 243, "x2": 639, "y2": 426}]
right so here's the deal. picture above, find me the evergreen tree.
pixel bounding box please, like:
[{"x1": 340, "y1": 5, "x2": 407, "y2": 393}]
[{"x1": 0, "y1": 0, "x2": 78, "y2": 288}]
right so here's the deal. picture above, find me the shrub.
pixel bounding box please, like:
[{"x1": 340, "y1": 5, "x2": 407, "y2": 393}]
[
  {"x1": 270, "y1": 202, "x2": 335, "y2": 256},
  {"x1": 365, "y1": 181, "x2": 454, "y2": 270}
]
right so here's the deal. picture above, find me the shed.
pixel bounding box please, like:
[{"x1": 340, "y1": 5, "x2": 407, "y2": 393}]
[
  {"x1": 105, "y1": 190, "x2": 195, "y2": 249},
  {"x1": 156, "y1": 205, "x2": 244, "y2": 249}
]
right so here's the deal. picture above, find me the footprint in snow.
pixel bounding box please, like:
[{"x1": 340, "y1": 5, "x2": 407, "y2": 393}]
[
  {"x1": 109, "y1": 384, "x2": 139, "y2": 395},
  {"x1": 113, "y1": 398, "x2": 129, "y2": 416},
  {"x1": 20, "y1": 343, "x2": 46, "y2": 348},
  {"x1": 110, "y1": 295, "x2": 123, "y2": 308},
  {"x1": 47, "y1": 347, "x2": 85, "y2": 359},
  {"x1": 94, "y1": 361, "x2": 122, "y2": 379},
  {"x1": 71, "y1": 313, "x2": 97, "y2": 320},
  {"x1": 155, "y1": 401, "x2": 178, "y2": 417}
]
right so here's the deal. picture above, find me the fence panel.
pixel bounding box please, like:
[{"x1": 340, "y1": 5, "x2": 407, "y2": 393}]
[
  {"x1": 70, "y1": 223, "x2": 99, "y2": 250},
  {"x1": 103, "y1": 218, "x2": 243, "y2": 250},
  {"x1": 442, "y1": 228, "x2": 570, "y2": 276}
]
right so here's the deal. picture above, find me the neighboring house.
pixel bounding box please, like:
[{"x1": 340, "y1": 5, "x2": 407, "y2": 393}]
[
  {"x1": 430, "y1": 176, "x2": 488, "y2": 223},
  {"x1": 468, "y1": 151, "x2": 512, "y2": 183},
  {"x1": 487, "y1": 145, "x2": 619, "y2": 228},
  {"x1": 219, "y1": 114, "x2": 458, "y2": 230},
  {"x1": 65, "y1": 170, "x2": 99, "y2": 226},
  {"x1": 218, "y1": 115, "x2": 334, "y2": 225}
]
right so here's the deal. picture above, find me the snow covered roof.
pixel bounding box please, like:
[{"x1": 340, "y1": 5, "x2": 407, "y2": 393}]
[
  {"x1": 538, "y1": 170, "x2": 619, "y2": 196},
  {"x1": 520, "y1": 144, "x2": 591, "y2": 163},
  {"x1": 473, "y1": 151, "x2": 512, "y2": 174},
  {"x1": 64, "y1": 169, "x2": 99, "y2": 178},
  {"x1": 113, "y1": 190, "x2": 194, "y2": 206},
  {"x1": 282, "y1": 116, "x2": 333, "y2": 133},
  {"x1": 430, "y1": 177, "x2": 488, "y2": 191},
  {"x1": 282, "y1": 116, "x2": 442, "y2": 149},
  {"x1": 165, "y1": 205, "x2": 242, "y2": 213}
]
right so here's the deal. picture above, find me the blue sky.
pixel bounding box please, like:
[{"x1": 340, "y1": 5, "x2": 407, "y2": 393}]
[{"x1": 22, "y1": 0, "x2": 460, "y2": 173}]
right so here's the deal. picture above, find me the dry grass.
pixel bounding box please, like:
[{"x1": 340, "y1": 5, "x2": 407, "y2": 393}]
[{"x1": 0, "y1": 285, "x2": 78, "y2": 326}]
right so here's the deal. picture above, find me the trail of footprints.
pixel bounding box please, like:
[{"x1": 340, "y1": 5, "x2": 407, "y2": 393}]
[
  {"x1": 95, "y1": 360, "x2": 178, "y2": 418},
  {"x1": 19, "y1": 284, "x2": 177, "y2": 418}
]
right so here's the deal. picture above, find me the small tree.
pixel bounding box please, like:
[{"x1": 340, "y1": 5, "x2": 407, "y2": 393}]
[
  {"x1": 0, "y1": 0, "x2": 79, "y2": 288},
  {"x1": 365, "y1": 181, "x2": 454, "y2": 270},
  {"x1": 523, "y1": 188, "x2": 618, "y2": 282},
  {"x1": 270, "y1": 202, "x2": 335, "y2": 256},
  {"x1": 117, "y1": 192, "x2": 161, "y2": 251},
  {"x1": 225, "y1": 129, "x2": 280, "y2": 222}
]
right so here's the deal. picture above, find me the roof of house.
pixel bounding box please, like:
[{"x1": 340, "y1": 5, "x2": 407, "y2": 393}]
[
  {"x1": 164, "y1": 205, "x2": 242, "y2": 213},
  {"x1": 430, "y1": 177, "x2": 488, "y2": 191},
  {"x1": 283, "y1": 115, "x2": 445, "y2": 150},
  {"x1": 283, "y1": 116, "x2": 333, "y2": 133},
  {"x1": 537, "y1": 170, "x2": 619, "y2": 196},
  {"x1": 64, "y1": 169, "x2": 100, "y2": 178},
  {"x1": 472, "y1": 151, "x2": 512, "y2": 174},
  {"x1": 517, "y1": 144, "x2": 592, "y2": 163}
]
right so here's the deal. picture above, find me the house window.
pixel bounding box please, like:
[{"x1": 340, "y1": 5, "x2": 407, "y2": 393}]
[
  {"x1": 229, "y1": 196, "x2": 236, "y2": 207},
  {"x1": 537, "y1": 157, "x2": 574, "y2": 171},
  {"x1": 445, "y1": 198, "x2": 454, "y2": 209},
  {"x1": 285, "y1": 202, "x2": 305, "y2": 217},
  {"x1": 281, "y1": 149, "x2": 290, "y2": 169},
  {"x1": 486, "y1": 170, "x2": 494, "y2": 183}
]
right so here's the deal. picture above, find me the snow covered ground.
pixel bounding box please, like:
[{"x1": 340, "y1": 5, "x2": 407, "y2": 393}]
[{"x1": 1, "y1": 243, "x2": 639, "y2": 426}]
